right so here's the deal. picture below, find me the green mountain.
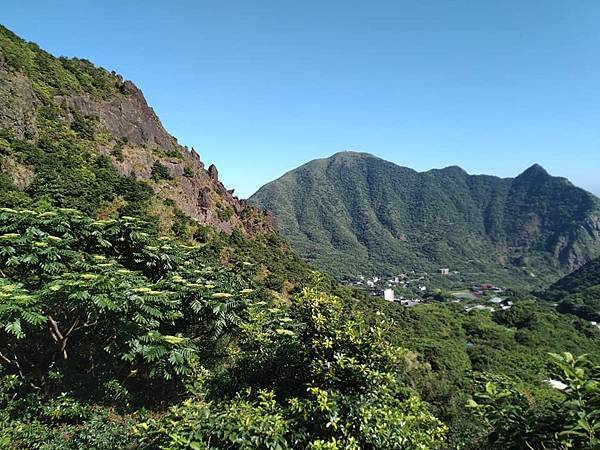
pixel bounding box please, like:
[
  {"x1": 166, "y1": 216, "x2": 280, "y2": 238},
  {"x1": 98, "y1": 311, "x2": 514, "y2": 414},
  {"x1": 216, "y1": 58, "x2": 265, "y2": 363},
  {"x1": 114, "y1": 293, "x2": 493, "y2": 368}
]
[{"x1": 250, "y1": 151, "x2": 600, "y2": 286}]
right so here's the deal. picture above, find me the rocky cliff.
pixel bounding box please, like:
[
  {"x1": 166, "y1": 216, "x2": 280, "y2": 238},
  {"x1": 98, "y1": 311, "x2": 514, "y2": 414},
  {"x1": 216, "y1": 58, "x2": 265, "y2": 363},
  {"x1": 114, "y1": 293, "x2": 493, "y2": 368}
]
[{"x1": 0, "y1": 25, "x2": 273, "y2": 235}]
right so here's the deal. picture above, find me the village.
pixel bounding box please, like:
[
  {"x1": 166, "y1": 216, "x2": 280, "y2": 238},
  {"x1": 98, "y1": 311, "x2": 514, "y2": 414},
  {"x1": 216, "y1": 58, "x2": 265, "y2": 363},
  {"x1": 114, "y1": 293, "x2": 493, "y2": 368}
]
[{"x1": 343, "y1": 268, "x2": 514, "y2": 312}]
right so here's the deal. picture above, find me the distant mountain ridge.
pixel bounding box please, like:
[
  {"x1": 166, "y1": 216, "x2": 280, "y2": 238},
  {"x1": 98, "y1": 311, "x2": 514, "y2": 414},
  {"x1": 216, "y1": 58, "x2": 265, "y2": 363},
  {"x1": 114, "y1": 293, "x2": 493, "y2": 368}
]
[{"x1": 250, "y1": 151, "x2": 600, "y2": 285}]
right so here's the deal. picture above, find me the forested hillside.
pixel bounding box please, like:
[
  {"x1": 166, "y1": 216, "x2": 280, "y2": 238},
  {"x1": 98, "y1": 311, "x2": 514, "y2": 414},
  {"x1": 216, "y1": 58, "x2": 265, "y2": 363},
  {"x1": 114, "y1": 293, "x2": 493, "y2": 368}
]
[
  {"x1": 251, "y1": 152, "x2": 600, "y2": 286},
  {"x1": 547, "y1": 256, "x2": 600, "y2": 296},
  {"x1": 544, "y1": 256, "x2": 600, "y2": 322},
  {"x1": 1, "y1": 25, "x2": 600, "y2": 450}
]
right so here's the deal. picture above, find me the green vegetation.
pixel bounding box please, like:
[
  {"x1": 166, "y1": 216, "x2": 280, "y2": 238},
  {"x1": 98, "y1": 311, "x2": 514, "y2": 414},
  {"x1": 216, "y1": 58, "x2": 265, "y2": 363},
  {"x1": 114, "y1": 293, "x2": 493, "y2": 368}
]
[
  {"x1": 216, "y1": 202, "x2": 234, "y2": 222},
  {"x1": 183, "y1": 164, "x2": 194, "y2": 178},
  {"x1": 543, "y1": 257, "x2": 600, "y2": 322},
  {"x1": 355, "y1": 296, "x2": 600, "y2": 446},
  {"x1": 153, "y1": 147, "x2": 183, "y2": 159},
  {"x1": 250, "y1": 152, "x2": 600, "y2": 288},
  {"x1": 111, "y1": 142, "x2": 125, "y2": 162},
  {"x1": 0, "y1": 208, "x2": 446, "y2": 449},
  {"x1": 150, "y1": 161, "x2": 172, "y2": 182},
  {"x1": 1, "y1": 207, "x2": 599, "y2": 448},
  {"x1": 468, "y1": 352, "x2": 600, "y2": 449},
  {"x1": 546, "y1": 256, "x2": 600, "y2": 297},
  {"x1": 0, "y1": 128, "x2": 153, "y2": 215},
  {"x1": 0, "y1": 25, "x2": 121, "y2": 99}
]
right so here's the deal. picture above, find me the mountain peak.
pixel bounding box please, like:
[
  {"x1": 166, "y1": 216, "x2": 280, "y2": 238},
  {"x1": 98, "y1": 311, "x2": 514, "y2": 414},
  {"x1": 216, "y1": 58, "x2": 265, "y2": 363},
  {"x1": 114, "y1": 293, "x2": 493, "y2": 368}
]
[
  {"x1": 437, "y1": 165, "x2": 468, "y2": 176},
  {"x1": 518, "y1": 163, "x2": 550, "y2": 178},
  {"x1": 329, "y1": 151, "x2": 378, "y2": 161}
]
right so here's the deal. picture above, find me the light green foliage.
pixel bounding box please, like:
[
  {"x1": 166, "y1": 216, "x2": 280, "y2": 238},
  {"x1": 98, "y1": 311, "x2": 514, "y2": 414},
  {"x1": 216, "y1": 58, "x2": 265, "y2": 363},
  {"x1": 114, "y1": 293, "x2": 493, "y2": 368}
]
[
  {"x1": 287, "y1": 289, "x2": 447, "y2": 449},
  {"x1": 138, "y1": 391, "x2": 292, "y2": 450},
  {"x1": 467, "y1": 374, "x2": 560, "y2": 449},
  {"x1": 550, "y1": 352, "x2": 600, "y2": 448},
  {"x1": 0, "y1": 208, "x2": 252, "y2": 398},
  {"x1": 0, "y1": 207, "x2": 446, "y2": 449},
  {"x1": 140, "y1": 290, "x2": 446, "y2": 449},
  {"x1": 468, "y1": 352, "x2": 600, "y2": 449},
  {"x1": 183, "y1": 165, "x2": 194, "y2": 178}
]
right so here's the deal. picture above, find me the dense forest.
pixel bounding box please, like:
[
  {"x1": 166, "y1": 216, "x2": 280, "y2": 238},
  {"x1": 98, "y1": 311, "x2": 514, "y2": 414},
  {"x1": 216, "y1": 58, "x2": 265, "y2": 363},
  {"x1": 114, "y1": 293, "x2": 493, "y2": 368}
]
[{"x1": 1, "y1": 25, "x2": 599, "y2": 449}]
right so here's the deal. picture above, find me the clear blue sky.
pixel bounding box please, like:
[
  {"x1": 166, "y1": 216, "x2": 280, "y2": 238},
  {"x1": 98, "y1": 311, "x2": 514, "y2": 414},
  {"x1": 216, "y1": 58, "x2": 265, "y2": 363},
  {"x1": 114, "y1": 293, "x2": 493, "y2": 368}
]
[{"x1": 2, "y1": 1, "x2": 599, "y2": 197}]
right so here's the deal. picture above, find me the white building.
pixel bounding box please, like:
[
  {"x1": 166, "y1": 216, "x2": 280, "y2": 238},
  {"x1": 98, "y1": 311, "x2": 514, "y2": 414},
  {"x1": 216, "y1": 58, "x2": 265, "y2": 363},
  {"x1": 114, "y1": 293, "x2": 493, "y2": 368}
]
[{"x1": 383, "y1": 288, "x2": 395, "y2": 302}]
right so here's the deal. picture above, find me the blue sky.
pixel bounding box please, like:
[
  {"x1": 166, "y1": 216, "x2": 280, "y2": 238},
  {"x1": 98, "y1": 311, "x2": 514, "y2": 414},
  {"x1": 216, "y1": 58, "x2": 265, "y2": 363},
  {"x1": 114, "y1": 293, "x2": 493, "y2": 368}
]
[{"x1": 2, "y1": 1, "x2": 599, "y2": 197}]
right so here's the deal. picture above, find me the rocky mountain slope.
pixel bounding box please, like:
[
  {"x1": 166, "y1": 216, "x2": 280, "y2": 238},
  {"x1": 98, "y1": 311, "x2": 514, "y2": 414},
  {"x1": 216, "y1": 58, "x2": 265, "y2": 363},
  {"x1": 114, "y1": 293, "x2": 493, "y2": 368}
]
[
  {"x1": 251, "y1": 151, "x2": 600, "y2": 285},
  {"x1": 0, "y1": 25, "x2": 273, "y2": 236}
]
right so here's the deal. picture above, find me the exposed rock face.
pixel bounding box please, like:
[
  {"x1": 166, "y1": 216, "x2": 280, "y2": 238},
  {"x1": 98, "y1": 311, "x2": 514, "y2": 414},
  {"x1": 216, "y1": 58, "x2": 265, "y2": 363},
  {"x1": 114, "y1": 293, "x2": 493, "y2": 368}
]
[
  {"x1": 79, "y1": 83, "x2": 273, "y2": 234},
  {"x1": 0, "y1": 156, "x2": 34, "y2": 188},
  {"x1": 0, "y1": 65, "x2": 38, "y2": 139},
  {"x1": 58, "y1": 81, "x2": 178, "y2": 152},
  {"x1": 584, "y1": 214, "x2": 600, "y2": 241},
  {"x1": 197, "y1": 188, "x2": 211, "y2": 209}
]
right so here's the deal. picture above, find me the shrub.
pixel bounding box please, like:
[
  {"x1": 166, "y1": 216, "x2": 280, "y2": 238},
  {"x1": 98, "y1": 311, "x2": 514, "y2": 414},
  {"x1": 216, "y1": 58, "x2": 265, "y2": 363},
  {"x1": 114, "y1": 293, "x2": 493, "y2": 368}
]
[{"x1": 151, "y1": 161, "x2": 172, "y2": 182}]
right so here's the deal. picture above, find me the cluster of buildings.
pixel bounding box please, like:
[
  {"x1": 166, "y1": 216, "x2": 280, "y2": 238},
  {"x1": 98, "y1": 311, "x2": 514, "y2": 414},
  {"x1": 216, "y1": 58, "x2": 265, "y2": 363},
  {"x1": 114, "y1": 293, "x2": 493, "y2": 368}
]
[
  {"x1": 464, "y1": 299, "x2": 513, "y2": 313},
  {"x1": 345, "y1": 272, "x2": 428, "y2": 292},
  {"x1": 343, "y1": 273, "x2": 429, "y2": 307},
  {"x1": 345, "y1": 269, "x2": 516, "y2": 312},
  {"x1": 471, "y1": 283, "x2": 505, "y2": 296},
  {"x1": 383, "y1": 288, "x2": 421, "y2": 307}
]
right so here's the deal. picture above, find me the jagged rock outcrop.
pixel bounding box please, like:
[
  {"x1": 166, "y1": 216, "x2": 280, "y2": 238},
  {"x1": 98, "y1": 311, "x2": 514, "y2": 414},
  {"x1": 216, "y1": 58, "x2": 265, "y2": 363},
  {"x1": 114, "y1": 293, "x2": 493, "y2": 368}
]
[
  {"x1": 208, "y1": 164, "x2": 218, "y2": 182},
  {"x1": 58, "y1": 80, "x2": 178, "y2": 152},
  {"x1": 0, "y1": 65, "x2": 38, "y2": 138},
  {"x1": 83, "y1": 85, "x2": 273, "y2": 233}
]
